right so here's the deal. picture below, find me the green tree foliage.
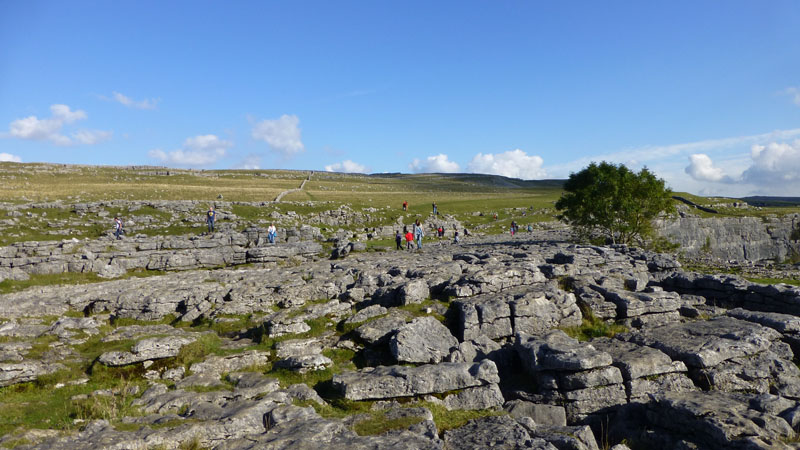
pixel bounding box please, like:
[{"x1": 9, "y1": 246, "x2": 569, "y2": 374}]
[{"x1": 555, "y1": 162, "x2": 674, "y2": 245}]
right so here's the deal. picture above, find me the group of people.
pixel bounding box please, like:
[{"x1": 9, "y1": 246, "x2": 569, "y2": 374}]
[
  {"x1": 112, "y1": 201, "x2": 531, "y2": 246},
  {"x1": 395, "y1": 220, "x2": 426, "y2": 250},
  {"x1": 394, "y1": 221, "x2": 469, "y2": 250},
  {"x1": 112, "y1": 206, "x2": 279, "y2": 243}
]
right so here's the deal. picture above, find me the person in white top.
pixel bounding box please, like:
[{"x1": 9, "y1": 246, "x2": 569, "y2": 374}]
[{"x1": 267, "y1": 224, "x2": 277, "y2": 244}]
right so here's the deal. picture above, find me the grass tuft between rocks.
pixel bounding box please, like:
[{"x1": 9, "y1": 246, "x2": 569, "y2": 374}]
[{"x1": 561, "y1": 309, "x2": 627, "y2": 342}]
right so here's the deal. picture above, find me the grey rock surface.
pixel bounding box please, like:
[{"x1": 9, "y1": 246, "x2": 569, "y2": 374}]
[
  {"x1": 6, "y1": 228, "x2": 800, "y2": 450},
  {"x1": 332, "y1": 360, "x2": 500, "y2": 401},
  {"x1": 389, "y1": 316, "x2": 458, "y2": 364},
  {"x1": 98, "y1": 336, "x2": 197, "y2": 366}
]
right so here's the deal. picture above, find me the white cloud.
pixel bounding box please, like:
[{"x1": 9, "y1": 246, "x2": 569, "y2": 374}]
[
  {"x1": 685, "y1": 154, "x2": 726, "y2": 182},
  {"x1": 548, "y1": 128, "x2": 800, "y2": 178},
  {"x1": 71, "y1": 129, "x2": 113, "y2": 145},
  {"x1": 233, "y1": 154, "x2": 262, "y2": 170},
  {"x1": 785, "y1": 87, "x2": 800, "y2": 107},
  {"x1": 409, "y1": 154, "x2": 460, "y2": 173},
  {"x1": 149, "y1": 134, "x2": 233, "y2": 167},
  {"x1": 252, "y1": 114, "x2": 304, "y2": 156},
  {"x1": 111, "y1": 91, "x2": 160, "y2": 110},
  {"x1": 741, "y1": 140, "x2": 800, "y2": 189},
  {"x1": 325, "y1": 159, "x2": 368, "y2": 173},
  {"x1": 4, "y1": 104, "x2": 109, "y2": 146},
  {"x1": 467, "y1": 149, "x2": 546, "y2": 179},
  {"x1": 0, "y1": 153, "x2": 22, "y2": 162}
]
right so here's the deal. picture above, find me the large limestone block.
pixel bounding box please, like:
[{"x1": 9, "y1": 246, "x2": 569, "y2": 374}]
[
  {"x1": 726, "y1": 308, "x2": 800, "y2": 334},
  {"x1": 442, "y1": 384, "x2": 504, "y2": 411},
  {"x1": 98, "y1": 336, "x2": 196, "y2": 366},
  {"x1": 188, "y1": 350, "x2": 271, "y2": 378},
  {"x1": 0, "y1": 361, "x2": 62, "y2": 387},
  {"x1": 558, "y1": 366, "x2": 624, "y2": 390},
  {"x1": 443, "y1": 415, "x2": 557, "y2": 450},
  {"x1": 389, "y1": 316, "x2": 458, "y2": 364},
  {"x1": 516, "y1": 330, "x2": 613, "y2": 373},
  {"x1": 512, "y1": 290, "x2": 582, "y2": 335},
  {"x1": 398, "y1": 279, "x2": 430, "y2": 305},
  {"x1": 504, "y1": 400, "x2": 567, "y2": 427},
  {"x1": 354, "y1": 311, "x2": 409, "y2": 345},
  {"x1": 591, "y1": 338, "x2": 687, "y2": 380},
  {"x1": 454, "y1": 296, "x2": 513, "y2": 341},
  {"x1": 332, "y1": 360, "x2": 499, "y2": 401},
  {"x1": 622, "y1": 316, "x2": 781, "y2": 368},
  {"x1": 644, "y1": 391, "x2": 795, "y2": 449}
]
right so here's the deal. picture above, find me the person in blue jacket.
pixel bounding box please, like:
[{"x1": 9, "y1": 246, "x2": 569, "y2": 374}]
[{"x1": 414, "y1": 219, "x2": 425, "y2": 249}]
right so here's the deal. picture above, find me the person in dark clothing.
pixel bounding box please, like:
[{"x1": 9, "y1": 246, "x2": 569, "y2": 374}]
[
  {"x1": 395, "y1": 230, "x2": 402, "y2": 250},
  {"x1": 206, "y1": 206, "x2": 216, "y2": 233}
]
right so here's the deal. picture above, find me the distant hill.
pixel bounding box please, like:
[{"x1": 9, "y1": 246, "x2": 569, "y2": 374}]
[
  {"x1": 371, "y1": 172, "x2": 566, "y2": 189},
  {"x1": 740, "y1": 196, "x2": 800, "y2": 207}
]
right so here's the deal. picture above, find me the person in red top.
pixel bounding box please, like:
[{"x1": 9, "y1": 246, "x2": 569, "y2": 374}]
[{"x1": 405, "y1": 230, "x2": 414, "y2": 250}]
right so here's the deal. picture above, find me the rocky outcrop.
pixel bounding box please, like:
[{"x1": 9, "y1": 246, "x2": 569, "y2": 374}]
[
  {"x1": 0, "y1": 231, "x2": 323, "y2": 277},
  {"x1": 656, "y1": 215, "x2": 800, "y2": 262}
]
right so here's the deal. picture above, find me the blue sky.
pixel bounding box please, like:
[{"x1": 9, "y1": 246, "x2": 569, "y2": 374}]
[{"x1": 2, "y1": 1, "x2": 800, "y2": 196}]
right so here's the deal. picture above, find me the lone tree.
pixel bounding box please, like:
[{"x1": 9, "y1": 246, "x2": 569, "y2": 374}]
[{"x1": 555, "y1": 161, "x2": 674, "y2": 245}]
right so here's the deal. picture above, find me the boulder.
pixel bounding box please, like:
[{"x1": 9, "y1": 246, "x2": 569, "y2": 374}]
[{"x1": 389, "y1": 316, "x2": 458, "y2": 364}]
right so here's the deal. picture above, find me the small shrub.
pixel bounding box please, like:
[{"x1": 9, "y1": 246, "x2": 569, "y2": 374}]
[{"x1": 701, "y1": 236, "x2": 712, "y2": 253}]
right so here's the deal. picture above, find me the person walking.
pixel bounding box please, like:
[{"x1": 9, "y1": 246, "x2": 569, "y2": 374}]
[
  {"x1": 405, "y1": 228, "x2": 414, "y2": 250},
  {"x1": 453, "y1": 231, "x2": 460, "y2": 244},
  {"x1": 402, "y1": 201, "x2": 408, "y2": 211},
  {"x1": 113, "y1": 216, "x2": 123, "y2": 240},
  {"x1": 267, "y1": 223, "x2": 277, "y2": 244},
  {"x1": 432, "y1": 202, "x2": 437, "y2": 215},
  {"x1": 206, "y1": 206, "x2": 216, "y2": 233},
  {"x1": 395, "y1": 230, "x2": 402, "y2": 250},
  {"x1": 414, "y1": 219, "x2": 424, "y2": 249}
]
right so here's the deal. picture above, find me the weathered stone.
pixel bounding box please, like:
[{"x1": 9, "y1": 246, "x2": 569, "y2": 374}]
[
  {"x1": 389, "y1": 316, "x2": 458, "y2": 364},
  {"x1": 517, "y1": 330, "x2": 613, "y2": 372},
  {"x1": 0, "y1": 360, "x2": 62, "y2": 387},
  {"x1": 343, "y1": 304, "x2": 387, "y2": 325},
  {"x1": 189, "y1": 350, "x2": 270, "y2": 377},
  {"x1": 332, "y1": 360, "x2": 499, "y2": 401},
  {"x1": 274, "y1": 354, "x2": 333, "y2": 373},
  {"x1": 558, "y1": 366, "x2": 624, "y2": 390},
  {"x1": 529, "y1": 424, "x2": 600, "y2": 450},
  {"x1": 621, "y1": 316, "x2": 781, "y2": 368},
  {"x1": 98, "y1": 336, "x2": 196, "y2": 366},
  {"x1": 353, "y1": 310, "x2": 409, "y2": 345},
  {"x1": 591, "y1": 338, "x2": 687, "y2": 380},
  {"x1": 504, "y1": 400, "x2": 567, "y2": 426},
  {"x1": 441, "y1": 384, "x2": 504, "y2": 411},
  {"x1": 643, "y1": 391, "x2": 796, "y2": 449},
  {"x1": 398, "y1": 279, "x2": 430, "y2": 305},
  {"x1": 726, "y1": 307, "x2": 800, "y2": 334},
  {"x1": 443, "y1": 415, "x2": 557, "y2": 450}
]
